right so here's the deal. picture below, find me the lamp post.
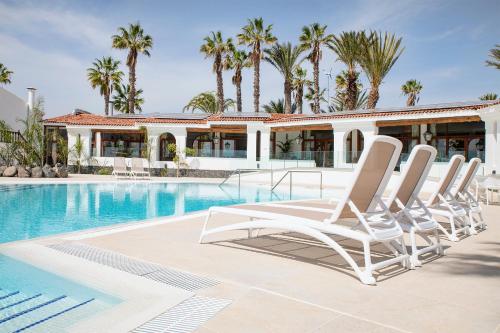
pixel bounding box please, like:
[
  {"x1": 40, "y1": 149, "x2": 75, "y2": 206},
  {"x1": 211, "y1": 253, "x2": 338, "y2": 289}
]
[{"x1": 323, "y1": 68, "x2": 333, "y2": 109}]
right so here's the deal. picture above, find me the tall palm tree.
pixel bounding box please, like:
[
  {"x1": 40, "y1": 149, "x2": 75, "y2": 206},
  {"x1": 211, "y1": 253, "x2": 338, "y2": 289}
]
[
  {"x1": 183, "y1": 91, "x2": 235, "y2": 114},
  {"x1": 304, "y1": 86, "x2": 327, "y2": 113},
  {"x1": 225, "y1": 49, "x2": 251, "y2": 112},
  {"x1": 292, "y1": 66, "x2": 311, "y2": 114},
  {"x1": 264, "y1": 43, "x2": 304, "y2": 114},
  {"x1": 0, "y1": 63, "x2": 13, "y2": 85},
  {"x1": 331, "y1": 70, "x2": 366, "y2": 111},
  {"x1": 479, "y1": 93, "x2": 498, "y2": 101},
  {"x1": 486, "y1": 44, "x2": 500, "y2": 70},
  {"x1": 359, "y1": 31, "x2": 404, "y2": 109},
  {"x1": 200, "y1": 31, "x2": 233, "y2": 114},
  {"x1": 112, "y1": 84, "x2": 144, "y2": 113},
  {"x1": 262, "y1": 99, "x2": 297, "y2": 114},
  {"x1": 87, "y1": 57, "x2": 123, "y2": 115},
  {"x1": 299, "y1": 23, "x2": 334, "y2": 114},
  {"x1": 238, "y1": 18, "x2": 277, "y2": 113},
  {"x1": 401, "y1": 79, "x2": 423, "y2": 106},
  {"x1": 329, "y1": 31, "x2": 363, "y2": 110},
  {"x1": 112, "y1": 22, "x2": 153, "y2": 114}
]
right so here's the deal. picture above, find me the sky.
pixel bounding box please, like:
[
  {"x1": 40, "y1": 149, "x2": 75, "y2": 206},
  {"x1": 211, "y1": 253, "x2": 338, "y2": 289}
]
[{"x1": 0, "y1": 0, "x2": 499, "y2": 117}]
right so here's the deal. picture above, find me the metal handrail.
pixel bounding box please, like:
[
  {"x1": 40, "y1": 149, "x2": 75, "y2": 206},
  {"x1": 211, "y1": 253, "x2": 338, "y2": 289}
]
[
  {"x1": 219, "y1": 168, "x2": 267, "y2": 187},
  {"x1": 271, "y1": 170, "x2": 323, "y2": 192}
]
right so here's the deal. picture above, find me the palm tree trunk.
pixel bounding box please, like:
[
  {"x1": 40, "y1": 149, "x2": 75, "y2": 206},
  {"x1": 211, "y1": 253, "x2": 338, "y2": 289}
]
[
  {"x1": 216, "y1": 56, "x2": 224, "y2": 114},
  {"x1": 367, "y1": 86, "x2": 379, "y2": 109},
  {"x1": 313, "y1": 52, "x2": 320, "y2": 114},
  {"x1": 128, "y1": 56, "x2": 136, "y2": 114},
  {"x1": 253, "y1": 44, "x2": 260, "y2": 113},
  {"x1": 407, "y1": 95, "x2": 415, "y2": 107},
  {"x1": 296, "y1": 86, "x2": 303, "y2": 114},
  {"x1": 236, "y1": 73, "x2": 242, "y2": 112},
  {"x1": 284, "y1": 80, "x2": 292, "y2": 114},
  {"x1": 346, "y1": 71, "x2": 357, "y2": 111},
  {"x1": 104, "y1": 93, "x2": 109, "y2": 116}
]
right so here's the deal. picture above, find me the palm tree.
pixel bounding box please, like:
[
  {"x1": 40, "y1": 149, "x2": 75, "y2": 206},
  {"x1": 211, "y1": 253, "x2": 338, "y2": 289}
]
[
  {"x1": 262, "y1": 99, "x2": 296, "y2": 114},
  {"x1": 264, "y1": 43, "x2": 304, "y2": 114},
  {"x1": 0, "y1": 63, "x2": 13, "y2": 85},
  {"x1": 401, "y1": 79, "x2": 423, "y2": 106},
  {"x1": 200, "y1": 31, "x2": 234, "y2": 114},
  {"x1": 112, "y1": 84, "x2": 144, "y2": 113},
  {"x1": 330, "y1": 70, "x2": 367, "y2": 111},
  {"x1": 479, "y1": 93, "x2": 498, "y2": 101},
  {"x1": 299, "y1": 23, "x2": 334, "y2": 114},
  {"x1": 292, "y1": 67, "x2": 311, "y2": 114},
  {"x1": 87, "y1": 57, "x2": 123, "y2": 115},
  {"x1": 183, "y1": 91, "x2": 235, "y2": 114},
  {"x1": 359, "y1": 31, "x2": 404, "y2": 109},
  {"x1": 329, "y1": 31, "x2": 363, "y2": 110},
  {"x1": 486, "y1": 44, "x2": 500, "y2": 70},
  {"x1": 330, "y1": 90, "x2": 368, "y2": 112},
  {"x1": 238, "y1": 18, "x2": 277, "y2": 113},
  {"x1": 304, "y1": 86, "x2": 327, "y2": 112},
  {"x1": 225, "y1": 49, "x2": 252, "y2": 112},
  {"x1": 112, "y1": 22, "x2": 153, "y2": 114}
]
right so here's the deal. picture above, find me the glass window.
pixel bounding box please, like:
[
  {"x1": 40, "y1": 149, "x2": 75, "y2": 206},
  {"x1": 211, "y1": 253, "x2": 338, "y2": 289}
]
[{"x1": 98, "y1": 132, "x2": 144, "y2": 158}]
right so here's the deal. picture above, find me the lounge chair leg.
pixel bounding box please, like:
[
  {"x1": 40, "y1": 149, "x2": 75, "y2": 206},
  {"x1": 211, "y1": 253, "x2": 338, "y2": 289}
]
[
  {"x1": 361, "y1": 240, "x2": 376, "y2": 285},
  {"x1": 409, "y1": 228, "x2": 420, "y2": 269},
  {"x1": 468, "y1": 211, "x2": 478, "y2": 235},
  {"x1": 448, "y1": 217, "x2": 459, "y2": 242}
]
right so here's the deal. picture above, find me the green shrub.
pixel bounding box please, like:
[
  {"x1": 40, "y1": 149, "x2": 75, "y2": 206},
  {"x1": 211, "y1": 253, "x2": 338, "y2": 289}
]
[{"x1": 97, "y1": 168, "x2": 112, "y2": 175}]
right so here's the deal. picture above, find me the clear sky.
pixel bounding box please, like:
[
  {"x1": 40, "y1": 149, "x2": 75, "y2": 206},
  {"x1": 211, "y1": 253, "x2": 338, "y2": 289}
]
[{"x1": 0, "y1": 0, "x2": 499, "y2": 117}]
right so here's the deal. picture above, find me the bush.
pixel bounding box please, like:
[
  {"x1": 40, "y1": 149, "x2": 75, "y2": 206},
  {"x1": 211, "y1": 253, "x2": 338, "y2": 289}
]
[
  {"x1": 160, "y1": 166, "x2": 168, "y2": 177},
  {"x1": 97, "y1": 168, "x2": 112, "y2": 175}
]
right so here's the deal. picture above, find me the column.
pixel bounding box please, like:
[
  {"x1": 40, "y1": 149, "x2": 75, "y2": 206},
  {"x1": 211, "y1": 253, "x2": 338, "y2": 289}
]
[
  {"x1": 66, "y1": 127, "x2": 92, "y2": 166},
  {"x1": 333, "y1": 128, "x2": 346, "y2": 168},
  {"x1": 479, "y1": 105, "x2": 500, "y2": 174},
  {"x1": 95, "y1": 131, "x2": 102, "y2": 157},
  {"x1": 172, "y1": 128, "x2": 187, "y2": 157},
  {"x1": 246, "y1": 126, "x2": 258, "y2": 169},
  {"x1": 259, "y1": 127, "x2": 271, "y2": 169}
]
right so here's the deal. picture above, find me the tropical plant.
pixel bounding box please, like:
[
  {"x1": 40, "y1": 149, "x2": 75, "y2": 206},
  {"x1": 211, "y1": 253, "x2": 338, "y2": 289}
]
[
  {"x1": 0, "y1": 63, "x2": 13, "y2": 85},
  {"x1": 112, "y1": 84, "x2": 144, "y2": 113},
  {"x1": 16, "y1": 98, "x2": 45, "y2": 167},
  {"x1": 330, "y1": 90, "x2": 368, "y2": 112},
  {"x1": 359, "y1": 31, "x2": 404, "y2": 109},
  {"x1": 112, "y1": 22, "x2": 153, "y2": 114},
  {"x1": 238, "y1": 17, "x2": 277, "y2": 113},
  {"x1": 329, "y1": 31, "x2": 364, "y2": 110},
  {"x1": 262, "y1": 99, "x2": 297, "y2": 114},
  {"x1": 486, "y1": 44, "x2": 500, "y2": 70},
  {"x1": 479, "y1": 93, "x2": 498, "y2": 101},
  {"x1": 183, "y1": 91, "x2": 235, "y2": 114},
  {"x1": 304, "y1": 86, "x2": 327, "y2": 112},
  {"x1": 276, "y1": 137, "x2": 294, "y2": 156},
  {"x1": 167, "y1": 143, "x2": 194, "y2": 177},
  {"x1": 139, "y1": 126, "x2": 153, "y2": 171},
  {"x1": 69, "y1": 135, "x2": 85, "y2": 174},
  {"x1": 87, "y1": 56, "x2": 123, "y2": 115},
  {"x1": 401, "y1": 79, "x2": 423, "y2": 106},
  {"x1": 264, "y1": 43, "x2": 304, "y2": 114},
  {"x1": 200, "y1": 31, "x2": 234, "y2": 114},
  {"x1": 226, "y1": 49, "x2": 252, "y2": 112},
  {"x1": 292, "y1": 67, "x2": 311, "y2": 114},
  {"x1": 299, "y1": 23, "x2": 334, "y2": 114},
  {"x1": 329, "y1": 70, "x2": 366, "y2": 112},
  {"x1": 0, "y1": 120, "x2": 17, "y2": 166}
]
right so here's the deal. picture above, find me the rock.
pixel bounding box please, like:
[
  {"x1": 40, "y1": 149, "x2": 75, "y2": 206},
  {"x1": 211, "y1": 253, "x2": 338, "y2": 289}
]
[
  {"x1": 31, "y1": 166, "x2": 43, "y2": 178},
  {"x1": 42, "y1": 164, "x2": 55, "y2": 178},
  {"x1": 3, "y1": 166, "x2": 17, "y2": 177},
  {"x1": 54, "y1": 165, "x2": 68, "y2": 178},
  {"x1": 0, "y1": 165, "x2": 7, "y2": 176},
  {"x1": 17, "y1": 166, "x2": 31, "y2": 178}
]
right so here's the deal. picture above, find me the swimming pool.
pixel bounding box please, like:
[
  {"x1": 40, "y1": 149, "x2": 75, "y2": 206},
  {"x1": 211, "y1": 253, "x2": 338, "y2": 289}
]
[
  {"x1": 0, "y1": 182, "x2": 324, "y2": 243},
  {"x1": 0, "y1": 254, "x2": 119, "y2": 332}
]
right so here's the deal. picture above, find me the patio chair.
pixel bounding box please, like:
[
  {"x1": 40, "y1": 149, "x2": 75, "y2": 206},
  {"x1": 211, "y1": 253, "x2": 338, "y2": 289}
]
[
  {"x1": 451, "y1": 158, "x2": 485, "y2": 233},
  {"x1": 130, "y1": 157, "x2": 151, "y2": 179},
  {"x1": 425, "y1": 155, "x2": 469, "y2": 242},
  {"x1": 200, "y1": 136, "x2": 409, "y2": 285},
  {"x1": 112, "y1": 157, "x2": 130, "y2": 179}
]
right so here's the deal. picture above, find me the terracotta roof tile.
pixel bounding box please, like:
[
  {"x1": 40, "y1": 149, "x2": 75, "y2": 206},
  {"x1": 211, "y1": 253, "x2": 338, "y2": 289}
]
[{"x1": 44, "y1": 113, "x2": 137, "y2": 126}]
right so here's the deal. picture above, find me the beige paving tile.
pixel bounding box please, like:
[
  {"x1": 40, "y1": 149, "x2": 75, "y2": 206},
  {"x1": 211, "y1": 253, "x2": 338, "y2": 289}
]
[{"x1": 313, "y1": 315, "x2": 402, "y2": 333}]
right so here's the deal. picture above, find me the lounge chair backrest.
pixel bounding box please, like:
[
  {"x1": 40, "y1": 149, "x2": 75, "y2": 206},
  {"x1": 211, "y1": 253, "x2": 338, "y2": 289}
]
[
  {"x1": 386, "y1": 145, "x2": 436, "y2": 212},
  {"x1": 131, "y1": 157, "x2": 144, "y2": 171},
  {"x1": 114, "y1": 157, "x2": 127, "y2": 171},
  {"x1": 331, "y1": 135, "x2": 402, "y2": 220},
  {"x1": 427, "y1": 154, "x2": 465, "y2": 205},
  {"x1": 454, "y1": 157, "x2": 481, "y2": 195}
]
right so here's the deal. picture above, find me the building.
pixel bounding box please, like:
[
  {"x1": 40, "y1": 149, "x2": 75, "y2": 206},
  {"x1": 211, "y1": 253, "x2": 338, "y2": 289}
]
[
  {"x1": 43, "y1": 100, "x2": 500, "y2": 175},
  {"x1": 0, "y1": 87, "x2": 35, "y2": 131}
]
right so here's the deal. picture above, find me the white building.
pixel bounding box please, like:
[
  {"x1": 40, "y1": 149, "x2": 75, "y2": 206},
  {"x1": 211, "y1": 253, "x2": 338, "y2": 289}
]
[
  {"x1": 0, "y1": 87, "x2": 35, "y2": 131},
  {"x1": 43, "y1": 100, "x2": 500, "y2": 175}
]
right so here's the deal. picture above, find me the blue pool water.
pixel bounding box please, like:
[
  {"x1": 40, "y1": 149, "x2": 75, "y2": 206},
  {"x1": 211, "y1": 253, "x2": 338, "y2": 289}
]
[
  {"x1": 0, "y1": 182, "x2": 323, "y2": 243},
  {"x1": 0, "y1": 255, "x2": 119, "y2": 332}
]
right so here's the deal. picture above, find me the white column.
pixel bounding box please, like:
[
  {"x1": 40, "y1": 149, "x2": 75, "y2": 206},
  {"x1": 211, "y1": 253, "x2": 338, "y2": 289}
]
[
  {"x1": 149, "y1": 135, "x2": 160, "y2": 161},
  {"x1": 172, "y1": 128, "x2": 187, "y2": 157},
  {"x1": 333, "y1": 128, "x2": 346, "y2": 168},
  {"x1": 259, "y1": 127, "x2": 271, "y2": 169},
  {"x1": 479, "y1": 105, "x2": 500, "y2": 174},
  {"x1": 66, "y1": 127, "x2": 92, "y2": 166},
  {"x1": 246, "y1": 125, "x2": 258, "y2": 169},
  {"x1": 95, "y1": 131, "x2": 102, "y2": 157}
]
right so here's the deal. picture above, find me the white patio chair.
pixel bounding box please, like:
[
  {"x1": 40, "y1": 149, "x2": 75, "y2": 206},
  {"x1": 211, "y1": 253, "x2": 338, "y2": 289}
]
[
  {"x1": 112, "y1": 157, "x2": 130, "y2": 179},
  {"x1": 130, "y1": 157, "x2": 150, "y2": 180},
  {"x1": 200, "y1": 136, "x2": 409, "y2": 285}
]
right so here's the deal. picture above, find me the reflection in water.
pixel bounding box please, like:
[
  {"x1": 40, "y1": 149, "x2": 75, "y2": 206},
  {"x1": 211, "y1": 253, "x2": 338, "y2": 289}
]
[{"x1": 0, "y1": 183, "x2": 325, "y2": 243}]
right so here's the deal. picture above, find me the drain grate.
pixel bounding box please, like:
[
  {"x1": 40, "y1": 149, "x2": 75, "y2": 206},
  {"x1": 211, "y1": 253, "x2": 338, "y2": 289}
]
[
  {"x1": 48, "y1": 242, "x2": 219, "y2": 291},
  {"x1": 131, "y1": 296, "x2": 231, "y2": 333}
]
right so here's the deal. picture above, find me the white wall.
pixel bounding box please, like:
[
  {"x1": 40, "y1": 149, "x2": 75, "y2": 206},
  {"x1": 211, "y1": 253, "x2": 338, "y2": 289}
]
[{"x1": 0, "y1": 87, "x2": 27, "y2": 131}]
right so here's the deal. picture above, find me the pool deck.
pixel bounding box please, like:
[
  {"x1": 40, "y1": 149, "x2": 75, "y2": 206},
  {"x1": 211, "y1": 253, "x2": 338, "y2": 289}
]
[{"x1": 1, "y1": 176, "x2": 500, "y2": 332}]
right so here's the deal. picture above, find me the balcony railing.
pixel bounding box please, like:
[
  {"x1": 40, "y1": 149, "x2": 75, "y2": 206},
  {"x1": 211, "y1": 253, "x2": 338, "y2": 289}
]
[
  {"x1": 190, "y1": 149, "x2": 247, "y2": 158},
  {"x1": 0, "y1": 130, "x2": 24, "y2": 144}
]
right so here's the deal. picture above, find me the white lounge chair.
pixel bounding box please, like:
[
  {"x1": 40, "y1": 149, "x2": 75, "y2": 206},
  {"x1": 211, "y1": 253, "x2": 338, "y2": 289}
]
[
  {"x1": 425, "y1": 155, "x2": 469, "y2": 241},
  {"x1": 200, "y1": 135, "x2": 409, "y2": 285},
  {"x1": 130, "y1": 157, "x2": 150, "y2": 179},
  {"x1": 451, "y1": 158, "x2": 485, "y2": 233},
  {"x1": 112, "y1": 157, "x2": 130, "y2": 179},
  {"x1": 385, "y1": 145, "x2": 443, "y2": 268}
]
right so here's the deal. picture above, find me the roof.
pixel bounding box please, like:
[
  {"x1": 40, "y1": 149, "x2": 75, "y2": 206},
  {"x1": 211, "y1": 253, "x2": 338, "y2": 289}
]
[{"x1": 43, "y1": 100, "x2": 500, "y2": 127}]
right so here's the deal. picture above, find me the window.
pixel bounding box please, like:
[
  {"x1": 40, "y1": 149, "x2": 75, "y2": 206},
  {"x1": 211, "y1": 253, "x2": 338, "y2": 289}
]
[
  {"x1": 433, "y1": 122, "x2": 485, "y2": 161},
  {"x1": 159, "y1": 133, "x2": 176, "y2": 161},
  {"x1": 94, "y1": 131, "x2": 145, "y2": 158}
]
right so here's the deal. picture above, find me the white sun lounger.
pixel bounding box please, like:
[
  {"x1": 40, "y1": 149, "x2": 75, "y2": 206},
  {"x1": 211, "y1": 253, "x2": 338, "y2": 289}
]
[
  {"x1": 425, "y1": 155, "x2": 469, "y2": 241},
  {"x1": 112, "y1": 157, "x2": 130, "y2": 179},
  {"x1": 451, "y1": 157, "x2": 485, "y2": 233},
  {"x1": 130, "y1": 157, "x2": 151, "y2": 179},
  {"x1": 200, "y1": 136, "x2": 409, "y2": 285},
  {"x1": 384, "y1": 145, "x2": 443, "y2": 268}
]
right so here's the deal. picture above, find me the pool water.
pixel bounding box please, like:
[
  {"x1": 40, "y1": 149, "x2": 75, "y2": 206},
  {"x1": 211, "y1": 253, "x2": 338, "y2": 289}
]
[
  {"x1": 0, "y1": 255, "x2": 119, "y2": 332},
  {"x1": 0, "y1": 182, "x2": 324, "y2": 243}
]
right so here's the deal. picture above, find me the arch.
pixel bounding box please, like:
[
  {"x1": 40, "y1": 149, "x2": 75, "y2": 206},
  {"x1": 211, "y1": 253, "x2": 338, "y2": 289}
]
[
  {"x1": 345, "y1": 129, "x2": 364, "y2": 163},
  {"x1": 159, "y1": 132, "x2": 176, "y2": 161}
]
